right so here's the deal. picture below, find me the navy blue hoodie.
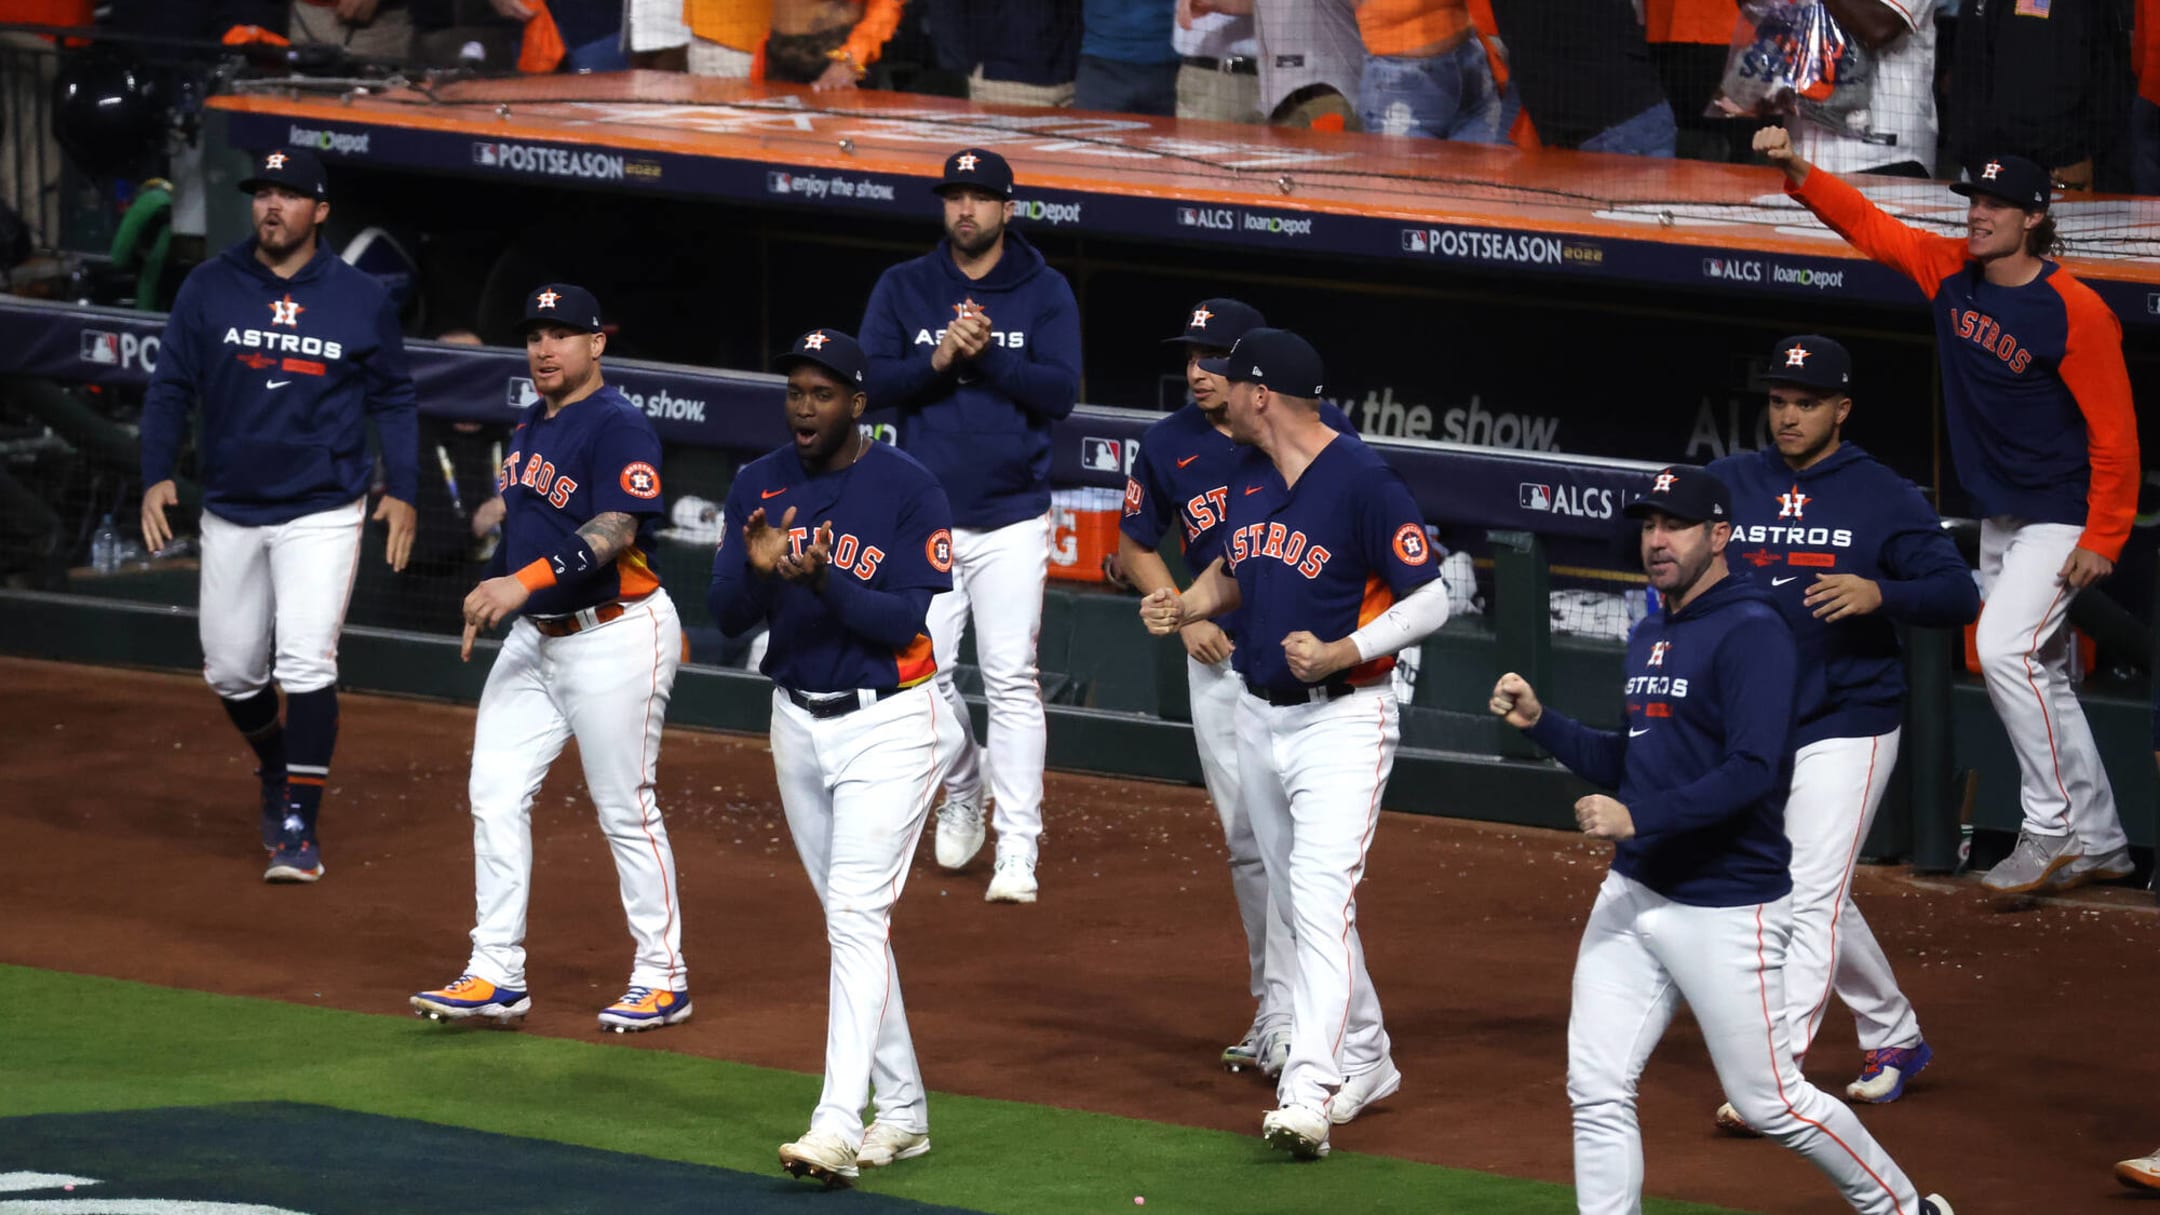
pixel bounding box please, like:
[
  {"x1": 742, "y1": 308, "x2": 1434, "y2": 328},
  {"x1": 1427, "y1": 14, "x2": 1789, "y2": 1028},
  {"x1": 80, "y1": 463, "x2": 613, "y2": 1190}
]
[
  {"x1": 860, "y1": 231, "x2": 1082, "y2": 530},
  {"x1": 1525, "y1": 571, "x2": 1797, "y2": 907},
  {"x1": 1709, "y1": 443, "x2": 1979, "y2": 749},
  {"x1": 140, "y1": 237, "x2": 418, "y2": 526}
]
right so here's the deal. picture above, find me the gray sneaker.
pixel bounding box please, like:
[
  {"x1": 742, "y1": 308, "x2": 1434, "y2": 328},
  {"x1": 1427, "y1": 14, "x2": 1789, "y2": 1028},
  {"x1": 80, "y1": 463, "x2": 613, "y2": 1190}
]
[
  {"x1": 1981, "y1": 829, "x2": 2080, "y2": 895},
  {"x1": 2048, "y1": 845, "x2": 2135, "y2": 891}
]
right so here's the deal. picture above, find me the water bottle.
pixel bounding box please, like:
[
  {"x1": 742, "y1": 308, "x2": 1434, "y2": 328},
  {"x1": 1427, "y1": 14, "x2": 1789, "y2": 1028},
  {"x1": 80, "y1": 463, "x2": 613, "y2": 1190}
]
[{"x1": 91, "y1": 513, "x2": 119, "y2": 574}]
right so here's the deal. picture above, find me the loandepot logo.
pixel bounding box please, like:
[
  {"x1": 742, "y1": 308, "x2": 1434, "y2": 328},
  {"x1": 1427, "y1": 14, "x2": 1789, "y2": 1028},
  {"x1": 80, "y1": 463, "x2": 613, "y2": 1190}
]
[
  {"x1": 1242, "y1": 212, "x2": 1313, "y2": 237},
  {"x1": 1772, "y1": 264, "x2": 1846, "y2": 290},
  {"x1": 287, "y1": 124, "x2": 370, "y2": 156},
  {"x1": 1013, "y1": 199, "x2": 1083, "y2": 225},
  {"x1": 472, "y1": 141, "x2": 626, "y2": 181}
]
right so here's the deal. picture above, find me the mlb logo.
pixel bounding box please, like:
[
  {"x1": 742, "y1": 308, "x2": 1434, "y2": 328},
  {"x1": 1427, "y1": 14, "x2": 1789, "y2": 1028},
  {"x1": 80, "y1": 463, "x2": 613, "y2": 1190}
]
[
  {"x1": 767, "y1": 171, "x2": 792, "y2": 194},
  {"x1": 1177, "y1": 207, "x2": 1199, "y2": 227},
  {"x1": 1081, "y1": 437, "x2": 1122, "y2": 473},
  {"x1": 80, "y1": 329, "x2": 120, "y2": 365},
  {"x1": 1518, "y1": 482, "x2": 1554, "y2": 512},
  {"x1": 2147, "y1": 293, "x2": 2160, "y2": 317},
  {"x1": 507, "y1": 377, "x2": 539, "y2": 408},
  {"x1": 473, "y1": 143, "x2": 500, "y2": 166},
  {"x1": 1402, "y1": 229, "x2": 1430, "y2": 253}
]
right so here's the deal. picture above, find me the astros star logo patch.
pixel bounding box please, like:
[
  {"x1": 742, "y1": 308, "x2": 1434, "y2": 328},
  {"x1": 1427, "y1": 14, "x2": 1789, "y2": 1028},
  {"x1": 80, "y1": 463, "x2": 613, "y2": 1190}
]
[
  {"x1": 1189, "y1": 306, "x2": 1213, "y2": 329},
  {"x1": 1784, "y1": 345, "x2": 1811, "y2": 368},
  {"x1": 1982, "y1": 160, "x2": 2002, "y2": 181},
  {"x1": 803, "y1": 331, "x2": 829, "y2": 350},
  {"x1": 1777, "y1": 483, "x2": 1810, "y2": 520},
  {"x1": 953, "y1": 298, "x2": 982, "y2": 321},
  {"x1": 619, "y1": 461, "x2": 661, "y2": 500},
  {"x1": 1651, "y1": 472, "x2": 1677, "y2": 494},
  {"x1": 268, "y1": 294, "x2": 305, "y2": 327},
  {"x1": 265, "y1": 152, "x2": 288, "y2": 171},
  {"x1": 956, "y1": 152, "x2": 980, "y2": 172},
  {"x1": 1648, "y1": 641, "x2": 1670, "y2": 667},
  {"x1": 536, "y1": 289, "x2": 560, "y2": 310}
]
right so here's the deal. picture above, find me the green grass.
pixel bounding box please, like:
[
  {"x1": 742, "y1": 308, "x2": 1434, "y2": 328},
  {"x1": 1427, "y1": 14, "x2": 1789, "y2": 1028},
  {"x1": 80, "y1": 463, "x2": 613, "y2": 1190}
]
[{"x1": 0, "y1": 965, "x2": 1742, "y2": 1215}]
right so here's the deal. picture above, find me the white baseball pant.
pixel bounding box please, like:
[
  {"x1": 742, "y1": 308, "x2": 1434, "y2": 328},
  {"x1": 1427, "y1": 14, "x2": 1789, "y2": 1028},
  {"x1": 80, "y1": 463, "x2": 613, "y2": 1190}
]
[
  {"x1": 1189, "y1": 654, "x2": 1294, "y2": 1031},
  {"x1": 464, "y1": 590, "x2": 686, "y2": 993},
  {"x1": 928, "y1": 513, "x2": 1049, "y2": 857},
  {"x1": 1237, "y1": 686, "x2": 1396, "y2": 1111},
  {"x1": 1570, "y1": 872, "x2": 1924, "y2": 1215},
  {"x1": 1784, "y1": 731, "x2": 1922, "y2": 1060},
  {"x1": 1974, "y1": 519, "x2": 2127, "y2": 850},
  {"x1": 198, "y1": 499, "x2": 365, "y2": 698},
  {"x1": 772, "y1": 683, "x2": 960, "y2": 1145}
]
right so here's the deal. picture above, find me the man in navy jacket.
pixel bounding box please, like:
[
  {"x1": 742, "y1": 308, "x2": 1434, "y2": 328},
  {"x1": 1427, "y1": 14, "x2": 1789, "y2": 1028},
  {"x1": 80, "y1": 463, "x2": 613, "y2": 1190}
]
[
  {"x1": 138, "y1": 146, "x2": 418, "y2": 885},
  {"x1": 860, "y1": 147, "x2": 1082, "y2": 905},
  {"x1": 1705, "y1": 335, "x2": 1978, "y2": 1130},
  {"x1": 1490, "y1": 466, "x2": 1950, "y2": 1215}
]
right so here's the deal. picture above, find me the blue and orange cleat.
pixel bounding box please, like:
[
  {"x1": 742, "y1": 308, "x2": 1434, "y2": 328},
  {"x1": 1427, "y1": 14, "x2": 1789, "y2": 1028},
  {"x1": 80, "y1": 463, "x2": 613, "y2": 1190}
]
[
  {"x1": 598, "y1": 985, "x2": 692, "y2": 1033},
  {"x1": 1846, "y1": 1041, "x2": 1933, "y2": 1104},
  {"x1": 410, "y1": 974, "x2": 531, "y2": 1026}
]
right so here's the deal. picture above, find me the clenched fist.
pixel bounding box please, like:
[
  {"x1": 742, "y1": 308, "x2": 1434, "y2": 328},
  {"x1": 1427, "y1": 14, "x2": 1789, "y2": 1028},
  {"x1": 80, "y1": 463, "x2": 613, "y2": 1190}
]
[
  {"x1": 1753, "y1": 126, "x2": 1809, "y2": 185},
  {"x1": 1574, "y1": 794, "x2": 1635, "y2": 841},
  {"x1": 1489, "y1": 671, "x2": 1543, "y2": 728},
  {"x1": 1140, "y1": 586, "x2": 1185, "y2": 635}
]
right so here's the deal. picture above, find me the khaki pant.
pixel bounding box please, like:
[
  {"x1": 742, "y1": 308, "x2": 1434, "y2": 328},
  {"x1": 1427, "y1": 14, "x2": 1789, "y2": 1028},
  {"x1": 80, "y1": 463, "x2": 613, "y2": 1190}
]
[
  {"x1": 289, "y1": 1, "x2": 415, "y2": 61},
  {"x1": 968, "y1": 66, "x2": 1074, "y2": 108},
  {"x1": 1176, "y1": 63, "x2": 1262, "y2": 124}
]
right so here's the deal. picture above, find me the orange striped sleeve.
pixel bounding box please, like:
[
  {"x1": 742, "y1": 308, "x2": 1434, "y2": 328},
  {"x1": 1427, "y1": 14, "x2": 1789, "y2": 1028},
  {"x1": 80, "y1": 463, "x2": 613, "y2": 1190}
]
[
  {"x1": 617, "y1": 544, "x2": 662, "y2": 598},
  {"x1": 840, "y1": 0, "x2": 906, "y2": 69},
  {"x1": 894, "y1": 632, "x2": 936, "y2": 687},
  {"x1": 2051, "y1": 276, "x2": 2141, "y2": 561},
  {"x1": 1789, "y1": 169, "x2": 1968, "y2": 298},
  {"x1": 1344, "y1": 574, "x2": 1399, "y2": 685}
]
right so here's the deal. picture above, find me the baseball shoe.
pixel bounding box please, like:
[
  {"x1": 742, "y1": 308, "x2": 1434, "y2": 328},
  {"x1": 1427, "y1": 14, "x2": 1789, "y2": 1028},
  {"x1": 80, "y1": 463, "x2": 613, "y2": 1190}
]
[
  {"x1": 2115, "y1": 1148, "x2": 2160, "y2": 1190},
  {"x1": 2047, "y1": 844, "x2": 2135, "y2": 890},
  {"x1": 1921, "y1": 1195, "x2": 1954, "y2": 1215},
  {"x1": 856, "y1": 1122, "x2": 930, "y2": 1169},
  {"x1": 1329, "y1": 1056, "x2": 1401, "y2": 1124},
  {"x1": 1222, "y1": 1024, "x2": 1263, "y2": 1071},
  {"x1": 257, "y1": 771, "x2": 287, "y2": 851},
  {"x1": 779, "y1": 1128, "x2": 859, "y2": 1188},
  {"x1": 986, "y1": 849, "x2": 1038, "y2": 904},
  {"x1": 263, "y1": 818, "x2": 323, "y2": 883},
  {"x1": 1980, "y1": 828, "x2": 2079, "y2": 895},
  {"x1": 597, "y1": 985, "x2": 692, "y2": 1033},
  {"x1": 410, "y1": 974, "x2": 531, "y2": 1025},
  {"x1": 934, "y1": 792, "x2": 986, "y2": 871},
  {"x1": 1713, "y1": 1102, "x2": 1762, "y2": 1137},
  {"x1": 1261, "y1": 1103, "x2": 1331, "y2": 1159},
  {"x1": 1259, "y1": 1025, "x2": 1291, "y2": 1079},
  {"x1": 1846, "y1": 1041, "x2": 1932, "y2": 1104}
]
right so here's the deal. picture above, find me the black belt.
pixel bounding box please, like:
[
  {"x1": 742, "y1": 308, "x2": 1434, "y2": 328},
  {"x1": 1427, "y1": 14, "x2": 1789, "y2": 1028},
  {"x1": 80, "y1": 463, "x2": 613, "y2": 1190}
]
[
  {"x1": 785, "y1": 686, "x2": 903, "y2": 720},
  {"x1": 1182, "y1": 54, "x2": 1258, "y2": 75},
  {"x1": 1244, "y1": 678, "x2": 1361, "y2": 708}
]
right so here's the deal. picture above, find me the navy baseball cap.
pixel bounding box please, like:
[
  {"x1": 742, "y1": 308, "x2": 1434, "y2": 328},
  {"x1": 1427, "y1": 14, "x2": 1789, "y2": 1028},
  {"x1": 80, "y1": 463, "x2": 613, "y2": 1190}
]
[
  {"x1": 1762, "y1": 334, "x2": 1852, "y2": 392},
  {"x1": 1164, "y1": 298, "x2": 1267, "y2": 350},
  {"x1": 774, "y1": 328, "x2": 868, "y2": 388},
  {"x1": 1624, "y1": 466, "x2": 1730, "y2": 525},
  {"x1": 238, "y1": 146, "x2": 328, "y2": 201},
  {"x1": 1951, "y1": 155, "x2": 2051, "y2": 211},
  {"x1": 515, "y1": 283, "x2": 604, "y2": 335},
  {"x1": 1197, "y1": 327, "x2": 1326, "y2": 398},
  {"x1": 933, "y1": 147, "x2": 1014, "y2": 199}
]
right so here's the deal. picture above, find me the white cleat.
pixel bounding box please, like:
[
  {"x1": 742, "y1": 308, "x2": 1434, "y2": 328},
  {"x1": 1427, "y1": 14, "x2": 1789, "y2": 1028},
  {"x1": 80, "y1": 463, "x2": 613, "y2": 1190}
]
[
  {"x1": 934, "y1": 793, "x2": 986, "y2": 870},
  {"x1": 856, "y1": 1122, "x2": 931, "y2": 1169},
  {"x1": 1329, "y1": 1057, "x2": 1401, "y2": 1125},
  {"x1": 985, "y1": 851, "x2": 1038, "y2": 903},
  {"x1": 779, "y1": 1128, "x2": 860, "y2": 1188},
  {"x1": 1262, "y1": 1103, "x2": 1331, "y2": 1159}
]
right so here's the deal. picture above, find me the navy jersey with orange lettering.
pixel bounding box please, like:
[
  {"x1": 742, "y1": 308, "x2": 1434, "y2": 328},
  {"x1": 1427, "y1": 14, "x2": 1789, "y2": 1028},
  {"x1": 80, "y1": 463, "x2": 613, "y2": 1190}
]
[
  {"x1": 1121, "y1": 402, "x2": 1356, "y2": 639},
  {"x1": 708, "y1": 441, "x2": 954, "y2": 694},
  {"x1": 493, "y1": 385, "x2": 666, "y2": 617},
  {"x1": 1221, "y1": 434, "x2": 1440, "y2": 697}
]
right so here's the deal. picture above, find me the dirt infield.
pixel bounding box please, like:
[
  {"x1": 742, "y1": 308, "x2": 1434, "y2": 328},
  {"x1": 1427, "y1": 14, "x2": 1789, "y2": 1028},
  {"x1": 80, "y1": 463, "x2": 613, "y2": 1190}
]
[{"x1": 5, "y1": 654, "x2": 2157, "y2": 1213}]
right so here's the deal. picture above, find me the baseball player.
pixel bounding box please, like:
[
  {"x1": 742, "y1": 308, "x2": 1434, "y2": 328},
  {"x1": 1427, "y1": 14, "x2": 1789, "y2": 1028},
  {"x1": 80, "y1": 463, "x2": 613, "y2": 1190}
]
[
  {"x1": 1117, "y1": 297, "x2": 1357, "y2": 1076},
  {"x1": 708, "y1": 328, "x2": 960, "y2": 1189},
  {"x1": 137, "y1": 145, "x2": 418, "y2": 885},
  {"x1": 411, "y1": 283, "x2": 690, "y2": 1033},
  {"x1": 1763, "y1": 127, "x2": 2141, "y2": 895},
  {"x1": 1138, "y1": 328, "x2": 1448, "y2": 1159},
  {"x1": 860, "y1": 147, "x2": 1082, "y2": 904},
  {"x1": 1490, "y1": 466, "x2": 1953, "y2": 1215},
  {"x1": 1704, "y1": 336, "x2": 1978, "y2": 1132}
]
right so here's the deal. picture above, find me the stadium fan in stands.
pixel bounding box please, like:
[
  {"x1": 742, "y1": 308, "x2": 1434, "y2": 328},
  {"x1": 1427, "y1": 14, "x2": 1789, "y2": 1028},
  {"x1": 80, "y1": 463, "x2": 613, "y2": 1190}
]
[
  {"x1": 686, "y1": 0, "x2": 764, "y2": 77},
  {"x1": 1949, "y1": 0, "x2": 2132, "y2": 192},
  {"x1": 622, "y1": 0, "x2": 691, "y2": 68},
  {"x1": 1778, "y1": 0, "x2": 1940, "y2": 177},
  {"x1": 1487, "y1": 0, "x2": 1677, "y2": 156},
  {"x1": 407, "y1": 0, "x2": 541, "y2": 70},
  {"x1": 1252, "y1": 0, "x2": 1364, "y2": 130},
  {"x1": 1075, "y1": 0, "x2": 1182, "y2": 116},
  {"x1": 1642, "y1": 0, "x2": 1756, "y2": 162},
  {"x1": 762, "y1": 0, "x2": 903, "y2": 88},
  {"x1": 927, "y1": 0, "x2": 1082, "y2": 107},
  {"x1": 2131, "y1": 0, "x2": 2160, "y2": 194},
  {"x1": 286, "y1": 0, "x2": 413, "y2": 60},
  {"x1": 1353, "y1": 0, "x2": 1504, "y2": 142},
  {"x1": 1174, "y1": 0, "x2": 1261, "y2": 122}
]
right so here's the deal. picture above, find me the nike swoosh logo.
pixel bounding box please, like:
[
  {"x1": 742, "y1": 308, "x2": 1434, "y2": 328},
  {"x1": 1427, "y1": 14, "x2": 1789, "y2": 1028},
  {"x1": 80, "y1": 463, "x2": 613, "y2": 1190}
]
[
  {"x1": 1244, "y1": 486, "x2": 1263, "y2": 496},
  {"x1": 1176, "y1": 455, "x2": 1200, "y2": 468},
  {"x1": 761, "y1": 488, "x2": 787, "y2": 499},
  {"x1": 1629, "y1": 727, "x2": 1651, "y2": 737},
  {"x1": 266, "y1": 379, "x2": 290, "y2": 389},
  {"x1": 1771, "y1": 576, "x2": 1798, "y2": 586}
]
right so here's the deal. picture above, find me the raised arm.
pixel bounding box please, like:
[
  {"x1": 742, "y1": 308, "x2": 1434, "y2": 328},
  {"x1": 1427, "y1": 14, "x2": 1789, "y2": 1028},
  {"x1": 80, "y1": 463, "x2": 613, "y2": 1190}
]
[{"x1": 1757, "y1": 126, "x2": 1968, "y2": 294}]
